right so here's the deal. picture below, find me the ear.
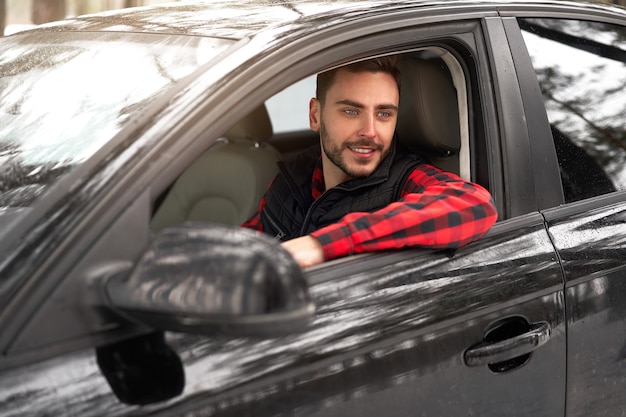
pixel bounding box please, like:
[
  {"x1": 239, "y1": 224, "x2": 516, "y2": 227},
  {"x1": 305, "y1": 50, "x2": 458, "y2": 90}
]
[{"x1": 309, "y1": 98, "x2": 321, "y2": 132}]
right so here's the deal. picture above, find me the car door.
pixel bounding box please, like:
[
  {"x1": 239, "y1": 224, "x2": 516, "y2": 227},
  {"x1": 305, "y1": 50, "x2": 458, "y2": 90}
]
[
  {"x1": 0, "y1": 7, "x2": 567, "y2": 417},
  {"x1": 510, "y1": 11, "x2": 626, "y2": 417}
]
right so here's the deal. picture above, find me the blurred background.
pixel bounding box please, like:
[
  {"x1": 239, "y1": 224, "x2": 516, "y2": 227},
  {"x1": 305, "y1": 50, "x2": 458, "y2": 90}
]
[
  {"x1": 1, "y1": 0, "x2": 177, "y2": 35},
  {"x1": 1, "y1": 0, "x2": 626, "y2": 36}
]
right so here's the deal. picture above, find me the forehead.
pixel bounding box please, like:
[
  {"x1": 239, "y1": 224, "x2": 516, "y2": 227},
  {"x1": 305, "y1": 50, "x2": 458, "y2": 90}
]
[{"x1": 327, "y1": 69, "x2": 399, "y2": 102}]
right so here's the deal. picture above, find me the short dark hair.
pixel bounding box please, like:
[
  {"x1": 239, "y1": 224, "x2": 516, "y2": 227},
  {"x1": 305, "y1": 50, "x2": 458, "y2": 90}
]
[{"x1": 316, "y1": 55, "x2": 401, "y2": 104}]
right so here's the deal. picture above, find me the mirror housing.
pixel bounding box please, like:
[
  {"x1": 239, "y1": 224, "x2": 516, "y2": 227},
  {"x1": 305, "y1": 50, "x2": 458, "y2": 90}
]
[{"x1": 101, "y1": 223, "x2": 315, "y2": 337}]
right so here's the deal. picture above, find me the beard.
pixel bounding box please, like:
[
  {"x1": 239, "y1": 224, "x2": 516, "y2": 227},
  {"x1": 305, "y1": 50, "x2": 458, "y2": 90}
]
[{"x1": 320, "y1": 119, "x2": 388, "y2": 179}]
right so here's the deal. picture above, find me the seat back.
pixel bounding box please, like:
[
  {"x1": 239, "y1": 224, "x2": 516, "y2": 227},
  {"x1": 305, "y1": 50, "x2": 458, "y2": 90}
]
[
  {"x1": 150, "y1": 105, "x2": 281, "y2": 231},
  {"x1": 396, "y1": 58, "x2": 461, "y2": 175}
]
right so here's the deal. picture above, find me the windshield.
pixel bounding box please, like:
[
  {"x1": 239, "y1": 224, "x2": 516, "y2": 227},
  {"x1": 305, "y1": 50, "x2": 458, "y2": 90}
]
[{"x1": 0, "y1": 31, "x2": 233, "y2": 211}]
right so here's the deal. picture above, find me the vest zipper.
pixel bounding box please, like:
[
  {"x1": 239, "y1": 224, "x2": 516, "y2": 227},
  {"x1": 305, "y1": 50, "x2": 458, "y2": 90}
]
[
  {"x1": 264, "y1": 210, "x2": 287, "y2": 240},
  {"x1": 299, "y1": 179, "x2": 386, "y2": 236}
]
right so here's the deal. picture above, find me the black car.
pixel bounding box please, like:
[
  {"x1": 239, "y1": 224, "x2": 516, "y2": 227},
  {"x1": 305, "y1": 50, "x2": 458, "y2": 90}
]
[{"x1": 1, "y1": 0, "x2": 625, "y2": 415}]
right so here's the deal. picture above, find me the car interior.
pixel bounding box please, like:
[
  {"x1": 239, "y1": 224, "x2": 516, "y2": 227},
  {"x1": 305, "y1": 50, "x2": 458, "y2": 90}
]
[{"x1": 150, "y1": 50, "x2": 469, "y2": 231}]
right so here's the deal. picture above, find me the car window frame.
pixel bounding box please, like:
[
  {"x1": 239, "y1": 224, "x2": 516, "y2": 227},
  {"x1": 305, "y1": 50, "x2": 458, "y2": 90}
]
[
  {"x1": 501, "y1": 16, "x2": 565, "y2": 211},
  {"x1": 501, "y1": 7, "x2": 626, "y2": 211}
]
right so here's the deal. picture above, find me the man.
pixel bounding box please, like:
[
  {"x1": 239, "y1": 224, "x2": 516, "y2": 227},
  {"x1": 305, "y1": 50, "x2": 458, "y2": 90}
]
[{"x1": 242, "y1": 56, "x2": 497, "y2": 268}]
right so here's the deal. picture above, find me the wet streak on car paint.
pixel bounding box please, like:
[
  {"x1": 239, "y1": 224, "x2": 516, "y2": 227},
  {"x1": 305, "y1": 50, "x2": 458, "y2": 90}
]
[{"x1": 0, "y1": 219, "x2": 566, "y2": 416}]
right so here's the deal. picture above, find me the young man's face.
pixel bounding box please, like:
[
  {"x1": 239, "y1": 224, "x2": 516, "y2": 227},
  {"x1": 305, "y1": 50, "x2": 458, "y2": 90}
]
[{"x1": 309, "y1": 68, "x2": 399, "y2": 186}]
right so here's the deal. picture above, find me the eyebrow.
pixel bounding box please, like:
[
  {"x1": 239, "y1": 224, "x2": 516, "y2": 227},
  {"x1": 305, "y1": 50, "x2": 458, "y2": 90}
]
[{"x1": 335, "y1": 99, "x2": 398, "y2": 111}]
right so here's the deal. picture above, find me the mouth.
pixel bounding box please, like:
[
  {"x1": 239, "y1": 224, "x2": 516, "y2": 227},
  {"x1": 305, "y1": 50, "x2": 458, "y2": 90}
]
[
  {"x1": 346, "y1": 141, "x2": 382, "y2": 159},
  {"x1": 349, "y1": 146, "x2": 376, "y2": 156}
]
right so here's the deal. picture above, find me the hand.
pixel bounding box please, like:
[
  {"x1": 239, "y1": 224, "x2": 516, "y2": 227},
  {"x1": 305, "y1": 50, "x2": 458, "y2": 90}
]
[{"x1": 281, "y1": 235, "x2": 324, "y2": 268}]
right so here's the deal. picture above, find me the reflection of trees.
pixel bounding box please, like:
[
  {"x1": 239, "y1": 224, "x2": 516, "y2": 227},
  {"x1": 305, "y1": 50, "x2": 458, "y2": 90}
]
[
  {"x1": 32, "y1": 0, "x2": 66, "y2": 25},
  {"x1": 535, "y1": 65, "x2": 626, "y2": 179},
  {"x1": 0, "y1": 141, "x2": 72, "y2": 207},
  {"x1": 1, "y1": 0, "x2": 5, "y2": 37},
  {"x1": 537, "y1": 67, "x2": 625, "y2": 152},
  {"x1": 0, "y1": 30, "x2": 201, "y2": 210},
  {"x1": 0, "y1": 44, "x2": 81, "y2": 120},
  {"x1": 0, "y1": 42, "x2": 80, "y2": 208},
  {"x1": 520, "y1": 19, "x2": 626, "y2": 61},
  {"x1": 521, "y1": 18, "x2": 626, "y2": 191}
]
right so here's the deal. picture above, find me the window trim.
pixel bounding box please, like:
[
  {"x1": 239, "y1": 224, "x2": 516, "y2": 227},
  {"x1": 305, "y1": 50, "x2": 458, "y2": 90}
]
[{"x1": 502, "y1": 16, "x2": 564, "y2": 210}]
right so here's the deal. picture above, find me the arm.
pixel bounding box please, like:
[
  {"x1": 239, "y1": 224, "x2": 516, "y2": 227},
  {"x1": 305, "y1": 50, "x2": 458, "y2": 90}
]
[
  {"x1": 243, "y1": 197, "x2": 323, "y2": 268},
  {"x1": 311, "y1": 164, "x2": 498, "y2": 261}
]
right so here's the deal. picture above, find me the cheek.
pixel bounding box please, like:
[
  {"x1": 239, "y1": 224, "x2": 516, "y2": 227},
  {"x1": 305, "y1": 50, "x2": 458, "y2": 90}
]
[
  {"x1": 378, "y1": 122, "x2": 397, "y2": 144},
  {"x1": 322, "y1": 114, "x2": 352, "y2": 139}
]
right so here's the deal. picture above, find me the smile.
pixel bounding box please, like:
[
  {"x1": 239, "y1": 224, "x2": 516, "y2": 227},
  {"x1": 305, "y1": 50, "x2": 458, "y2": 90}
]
[{"x1": 350, "y1": 147, "x2": 375, "y2": 154}]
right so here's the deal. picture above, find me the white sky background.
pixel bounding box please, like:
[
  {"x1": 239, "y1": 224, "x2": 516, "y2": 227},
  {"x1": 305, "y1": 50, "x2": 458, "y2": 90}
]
[{"x1": 265, "y1": 75, "x2": 317, "y2": 134}]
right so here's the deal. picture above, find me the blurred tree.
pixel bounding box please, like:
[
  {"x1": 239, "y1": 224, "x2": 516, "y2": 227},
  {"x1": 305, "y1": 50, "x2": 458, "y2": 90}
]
[
  {"x1": 74, "y1": 0, "x2": 91, "y2": 16},
  {"x1": 32, "y1": 0, "x2": 66, "y2": 24},
  {"x1": 1, "y1": 0, "x2": 6, "y2": 36}
]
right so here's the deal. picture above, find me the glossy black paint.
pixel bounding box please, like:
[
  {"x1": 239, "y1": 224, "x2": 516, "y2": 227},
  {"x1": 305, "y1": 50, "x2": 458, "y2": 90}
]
[
  {"x1": 0, "y1": 216, "x2": 566, "y2": 416},
  {"x1": 544, "y1": 197, "x2": 626, "y2": 417}
]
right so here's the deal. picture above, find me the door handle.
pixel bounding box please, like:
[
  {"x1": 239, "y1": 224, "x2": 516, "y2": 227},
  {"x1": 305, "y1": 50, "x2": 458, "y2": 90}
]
[{"x1": 464, "y1": 321, "x2": 551, "y2": 367}]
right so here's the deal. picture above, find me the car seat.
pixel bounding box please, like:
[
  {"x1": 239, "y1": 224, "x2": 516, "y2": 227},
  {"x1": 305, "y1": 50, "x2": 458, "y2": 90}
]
[
  {"x1": 396, "y1": 57, "x2": 462, "y2": 177},
  {"x1": 150, "y1": 105, "x2": 281, "y2": 232}
]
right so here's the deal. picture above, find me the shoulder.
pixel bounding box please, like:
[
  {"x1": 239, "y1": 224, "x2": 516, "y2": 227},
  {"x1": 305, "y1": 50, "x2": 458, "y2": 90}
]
[
  {"x1": 271, "y1": 145, "x2": 320, "y2": 201},
  {"x1": 284, "y1": 145, "x2": 320, "y2": 165}
]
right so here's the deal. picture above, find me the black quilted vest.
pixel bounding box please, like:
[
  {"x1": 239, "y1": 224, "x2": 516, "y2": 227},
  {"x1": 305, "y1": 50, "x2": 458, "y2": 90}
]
[{"x1": 260, "y1": 141, "x2": 426, "y2": 240}]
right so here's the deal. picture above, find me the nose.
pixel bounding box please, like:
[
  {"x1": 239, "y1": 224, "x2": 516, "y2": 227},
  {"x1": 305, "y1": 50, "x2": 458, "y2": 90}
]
[{"x1": 358, "y1": 114, "x2": 376, "y2": 139}]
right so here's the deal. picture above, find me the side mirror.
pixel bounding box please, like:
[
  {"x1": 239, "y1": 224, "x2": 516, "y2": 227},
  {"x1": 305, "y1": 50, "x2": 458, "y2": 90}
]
[{"x1": 100, "y1": 223, "x2": 315, "y2": 337}]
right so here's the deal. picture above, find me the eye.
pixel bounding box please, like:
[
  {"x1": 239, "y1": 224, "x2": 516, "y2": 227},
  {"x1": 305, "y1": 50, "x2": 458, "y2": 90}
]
[
  {"x1": 378, "y1": 111, "x2": 392, "y2": 118},
  {"x1": 343, "y1": 109, "x2": 358, "y2": 116}
]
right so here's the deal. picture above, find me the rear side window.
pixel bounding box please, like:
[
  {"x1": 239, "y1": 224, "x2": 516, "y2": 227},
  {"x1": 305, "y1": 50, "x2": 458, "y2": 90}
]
[{"x1": 520, "y1": 18, "x2": 626, "y2": 203}]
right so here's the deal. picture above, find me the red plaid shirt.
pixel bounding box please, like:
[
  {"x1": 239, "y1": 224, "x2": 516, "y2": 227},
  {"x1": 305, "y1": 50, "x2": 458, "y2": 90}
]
[{"x1": 242, "y1": 159, "x2": 497, "y2": 261}]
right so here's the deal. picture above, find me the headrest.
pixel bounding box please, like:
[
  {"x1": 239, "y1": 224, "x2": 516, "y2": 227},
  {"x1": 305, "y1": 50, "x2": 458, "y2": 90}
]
[
  {"x1": 396, "y1": 58, "x2": 461, "y2": 157},
  {"x1": 225, "y1": 104, "x2": 273, "y2": 142}
]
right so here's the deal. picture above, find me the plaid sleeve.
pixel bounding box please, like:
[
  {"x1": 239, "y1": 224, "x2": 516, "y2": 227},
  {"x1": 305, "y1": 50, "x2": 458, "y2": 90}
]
[{"x1": 311, "y1": 164, "x2": 498, "y2": 261}]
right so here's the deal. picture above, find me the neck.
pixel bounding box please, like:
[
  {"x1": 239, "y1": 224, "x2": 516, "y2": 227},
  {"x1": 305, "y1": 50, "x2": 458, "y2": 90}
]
[{"x1": 321, "y1": 157, "x2": 351, "y2": 190}]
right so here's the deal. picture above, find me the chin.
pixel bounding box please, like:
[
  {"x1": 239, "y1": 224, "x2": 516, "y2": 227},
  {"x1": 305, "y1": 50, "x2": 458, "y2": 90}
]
[{"x1": 347, "y1": 165, "x2": 377, "y2": 179}]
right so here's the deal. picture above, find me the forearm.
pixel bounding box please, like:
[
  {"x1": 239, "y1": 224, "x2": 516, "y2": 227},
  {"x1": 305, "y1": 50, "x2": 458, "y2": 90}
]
[{"x1": 311, "y1": 178, "x2": 497, "y2": 260}]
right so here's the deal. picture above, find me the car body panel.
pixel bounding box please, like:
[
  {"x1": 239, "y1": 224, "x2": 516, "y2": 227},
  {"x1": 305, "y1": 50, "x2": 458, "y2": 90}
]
[
  {"x1": 543, "y1": 196, "x2": 626, "y2": 417},
  {"x1": 1, "y1": 214, "x2": 566, "y2": 416}
]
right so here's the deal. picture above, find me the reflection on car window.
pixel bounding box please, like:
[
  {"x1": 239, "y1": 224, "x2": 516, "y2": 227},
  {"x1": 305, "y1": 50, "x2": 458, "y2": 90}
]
[
  {"x1": 0, "y1": 32, "x2": 232, "y2": 210},
  {"x1": 265, "y1": 75, "x2": 316, "y2": 133},
  {"x1": 520, "y1": 18, "x2": 626, "y2": 203}
]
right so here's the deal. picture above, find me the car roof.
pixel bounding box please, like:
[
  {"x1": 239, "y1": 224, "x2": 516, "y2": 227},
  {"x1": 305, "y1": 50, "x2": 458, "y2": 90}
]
[{"x1": 15, "y1": 0, "x2": 626, "y2": 40}]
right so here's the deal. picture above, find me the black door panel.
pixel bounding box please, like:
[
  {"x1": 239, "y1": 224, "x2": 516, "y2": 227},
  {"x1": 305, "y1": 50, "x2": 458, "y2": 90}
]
[
  {"x1": 152, "y1": 216, "x2": 566, "y2": 416},
  {"x1": 0, "y1": 216, "x2": 565, "y2": 416},
  {"x1": 544, "y1": 198, "x2": 626, "y2": 417}
]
